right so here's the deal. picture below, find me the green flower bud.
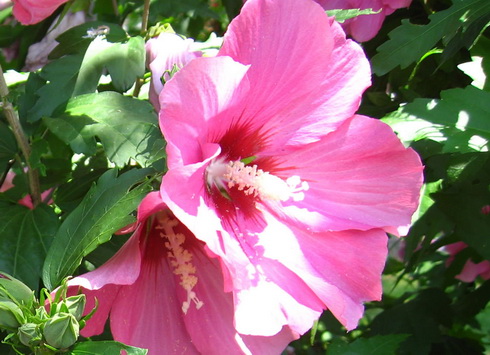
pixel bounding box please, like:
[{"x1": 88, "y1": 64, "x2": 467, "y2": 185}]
[
  {"x1": 43, "y1": 312, "x2": 79, "y2": 349},
  {"x1": 0, "y1": 299, "x2": 25, "y2": 329},
  {"x1": 18, "y1": 323, "x2": 42, "y2": 346},
  {"x1": 64, "y1": 294, "x2": 86, "y2": 321},
  {"x1": 0, "y1": 273, "x2": 35, "y2": 307}
]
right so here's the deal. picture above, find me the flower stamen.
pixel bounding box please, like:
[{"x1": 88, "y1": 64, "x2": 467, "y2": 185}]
[
  {"x1": 156, "y1": 212, "x2": 204, "y2": 314},
  {"x1": 207, "y1": 160, "x2": 309, "y2": 202}
]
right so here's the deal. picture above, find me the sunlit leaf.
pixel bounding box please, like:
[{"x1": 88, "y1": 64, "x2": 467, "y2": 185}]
[
  {"x1": 382, "y1": 86, "x2": 490, "y2": 153},
  {"x1": 74, "y1": 36, "x2": 145, "y2": 94},
  {"x1": 326, "y1": 8, "x2": 380, "y2": 23},
  {"x1": 26, "y1": 29, "x2": 144, "y2": 122},
  {"x1": 27, "y1": 54, "x2": 84, "y2": 122},
  {"x1": 372, "y1": 0, "x2": 490, "y2": 76},
  {"x1": 49, "y1": 21, "x2": 128, "y2": 59},
  {"x1": 70, "y1": 340, "x2": 147, "y2": 354},
  {"x1": 44, "y1": 91, "x2": 165, "y2": 168}
]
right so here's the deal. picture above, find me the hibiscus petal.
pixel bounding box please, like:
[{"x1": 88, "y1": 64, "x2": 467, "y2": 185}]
[
  {"x1": 160, "y1": 155, "x2": 256, "y2": 293},
  {"x1": 275, "y1": 115, "x2": 423, "y2": 235},
  {"x1": 457, "y1": 260, "x2": 490, "y2": 283},
  {"x1": 293, "y1": 227, "x2": 388, "y2": 330},
  {"x1": 13, "y1": 0, "x2": 68, "y2": 25},
  {"x1": 240, "y1": 327, "x2": 299, "y2": 355},
  {"x1": 348, "y1": 11, "x2": 385, "y2": 42},
  {"x1": 137, "y1": 191, "x2": 168, "y2": 222},
  {"x1": 66, "y1": 231, "x2": 142, "y2": 336},
  {"x1": 110, "y1": 253, "x2": 199, "y2": 354},
  {"x1": 159, "y1": 57, "x2": 250, "y2": 168},
  {"x1": 219, "y1": 0, "x2": 370, "y2": 147},
  {"x1": 233, "y1": 276, "x2": 322, "y2": 336},
  {"x1": 147, "y1": 33, "x2": 201, "y2": 111},
  {"x1": 254, "y1": 211, "x2": 387, "y2": 330},
  {"x1": 179, "y1": 242, "x2": 296, "y2": 354}
]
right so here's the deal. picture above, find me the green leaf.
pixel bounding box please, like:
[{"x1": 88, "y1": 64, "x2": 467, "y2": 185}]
[
  {"x1": 0, "y1": 25, "x2": 23, "y2": 47},
  {"x1": 74, "y1": 36, "x2": 145, "y2": 94},
  {"x1": 370, "y1": 289, "x2": 452, "y2": 355},
  {"x1": 49, "y1": 21, "x2": 128, "y2": 59},
  {"x1": 0, "y1": 122, "x2": 17, "y2": 170},
  {"x1": 326, "y1": 8, "x2": 380, "y2": 23},
  {"x1": 327, "y1": 334, "x2": 409, "y2": 355},
  {"x1": 372, "y1": 0, "x2": 490, "y2": 76},
  {"x1": 222, "y1": 0, "x2": 242, "y2": 21},
  {"x1": 441, "y1": 11, "x2": 490, "y2": 63},
  {"x1": 70, "y1": 340, "x2": 147, "y2": 354},
  {"x1": 26, "y1": 31, "x2": 144, "y2": 122},
  {"x1": 42, "y1": 169, "x2": 152, "y2": 290},
  {"x1": 27, "y1": 54, "x2": 84, "y2": 122},
  {"x1": 0, "y1": 204, "x2": 59, "y2": 291},
  {"x1": 44, "y1": 92, "x2": 165, "y2": 168},
  {"x1": 470, "y1": 35, "x2": 490, "y2": 91},
  {"x1": 382, "y1": 86, "x2": 490, "y2": 153},
  {"x1": 436, "y1": 192, "x2": 490, "y2": 261},
  {"x1": 453, "y1": 280, "x2": 490, "y2": 323},
  {"x1": 54, "y1": 168, "x2": 107, "y2": 213}
]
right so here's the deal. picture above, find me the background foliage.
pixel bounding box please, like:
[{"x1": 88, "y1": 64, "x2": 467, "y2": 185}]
[{"x1": 0, "y1": 0, "x2": 489, "y2": 354}]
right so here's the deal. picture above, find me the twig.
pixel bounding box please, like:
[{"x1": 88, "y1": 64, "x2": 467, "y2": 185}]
[{"x1": 0, "y1": 65, "x2": 41, "y2": 207}]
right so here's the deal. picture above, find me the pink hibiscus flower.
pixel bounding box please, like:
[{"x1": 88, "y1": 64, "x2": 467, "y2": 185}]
[
  {"x1": 315, "y1": 0, "x2": 412, "y2": 42},
  {"x1": 146, "y1": 33, "x2": 202, "y2": 111},
  {"x1": 24, "y1": 11, "x2": 86, "y2": 71},
  {"x1": 65, "y1": 192, "x2": 295, "y2": 353},
  {"x1": 12, "y1": 0, "x2": 69, "y2": 25},
  {"x1": 445, "y1": 241, "x2": 490, "y2": 283},
  {"x1": 0, "y1": 171, "x2": 51, "y2": 209},
  {"x1": 159, "y1": 0, "x2": 422, "y2": 337}
]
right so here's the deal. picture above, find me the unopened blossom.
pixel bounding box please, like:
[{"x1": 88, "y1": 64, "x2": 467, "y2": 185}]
[
  {"x1": 12, "y1": 0, "x2": 69, "y2": 25},
  {"x1": 146, "y1": 33, "x2": 201, "y2": 111},
  {"x1": 159, "y1": 0, "x2": 423, "y2": 338},
  {"x1": 65, "y1": 192, "x2": 295, "y2": 354},
  {"x1": 315, "y1": 0, "x2": 412, "y2": 42},
  {"x1": 24, "y1": 11, "x2": 86, "y2": 71}
]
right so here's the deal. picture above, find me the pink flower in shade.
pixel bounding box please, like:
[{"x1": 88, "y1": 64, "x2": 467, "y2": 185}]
[
  {"x1": 159, "y1": 0, "x2": 423, "y2": 337},
  {"x1": 0, "y1": 0, "x2": 12, "y2": 11},
  {"x1": 445, "y1": 242, "x2": 490, "y2": 283},
  {"x1": 0, "y1": 171, "x2": 51, "y2": 209},
  {"x1": 65, "y1": 192, "x2": 295, "y2": 354},
  {"x1": 146, "y1": 33, "x2": 201, "y2": 111},
  {"x1": 12, "y1": 0, "x2": 69, "y2": 25},
  {"x1": 24, "y1": 11, "x2": 86, "y2": 71},
  {"x1": 315, "y1": 0, "x2": 412, "y2": 42}
]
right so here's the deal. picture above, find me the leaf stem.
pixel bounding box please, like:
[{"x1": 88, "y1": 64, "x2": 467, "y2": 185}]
[{"x1": 0, "y1": 65, "x2": 41, "y2": 207}]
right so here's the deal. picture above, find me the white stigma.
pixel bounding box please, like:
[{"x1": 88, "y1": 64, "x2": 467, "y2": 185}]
[{"x1": 207, "y1": 159, "x2": 309, "y2": 202}]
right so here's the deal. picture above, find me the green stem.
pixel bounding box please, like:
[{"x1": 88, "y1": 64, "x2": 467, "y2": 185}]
[
  {"x1": 133, "y1": 0, "x2": 152, "y2": 98},
  {"x1": 141, "y1": 0, "x2": 151, "y2": 35},
  {"x1": 112, "y1": 0, "x2": 118, "y2": 17},
  {"x1": 0, "y1": 65, "x2": 41, "y2": 207}
]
